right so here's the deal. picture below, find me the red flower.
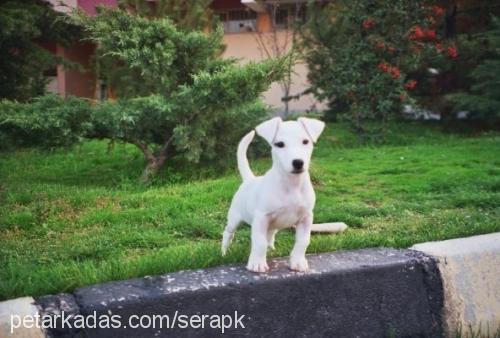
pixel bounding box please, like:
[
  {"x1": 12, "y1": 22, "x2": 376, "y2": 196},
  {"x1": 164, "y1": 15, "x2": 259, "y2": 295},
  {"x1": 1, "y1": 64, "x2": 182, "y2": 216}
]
[
  {"x1": 390, "y1": 67, "x2": 401, "y2": 79},
  {"x1": 432, "y1": 6, "x2": 445, "y2": 17},
  {"x1": 409, "y1": 26, "x2": 425, "y2": 40},
  {"x1": 425, "y1": 30, "x2": 436, "y2": 41},
  {"x1": 404, "y1": 80, "x2": 417, "y2": 90},
  {"x1": 363, "y1": 18, "x2": 375, "y2": 29},
  {"x1": 409, "y1": 27, "x2": 436, "y2": 41},
  {"x1": 434, "y1": 43, "x2": 443, "y2": 52},
  {"x1": 447, "y1": 45, "x2": 458, "y2": 59},
  {"x1": 378, "y1": 62, "x2": 389, "y2": 72},
  {"x1": 378, "y1": 62, "x2": 400, "y2": 79}
]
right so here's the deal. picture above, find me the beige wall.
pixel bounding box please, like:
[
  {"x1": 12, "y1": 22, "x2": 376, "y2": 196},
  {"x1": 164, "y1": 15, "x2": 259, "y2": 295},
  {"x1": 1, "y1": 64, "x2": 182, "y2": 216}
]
[{"x1": 222, "y1": 30, "x2": 326, "y2": 114}]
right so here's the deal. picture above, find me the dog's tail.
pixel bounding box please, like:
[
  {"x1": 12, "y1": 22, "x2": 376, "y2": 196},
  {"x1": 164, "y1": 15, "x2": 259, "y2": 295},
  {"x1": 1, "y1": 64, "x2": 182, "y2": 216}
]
[
  {"x1": 310, "y1": 222, "x2": 348, "y2": 233},
  {"x1": 237, "y1": 130, "x2": 256, "y2": 181}
]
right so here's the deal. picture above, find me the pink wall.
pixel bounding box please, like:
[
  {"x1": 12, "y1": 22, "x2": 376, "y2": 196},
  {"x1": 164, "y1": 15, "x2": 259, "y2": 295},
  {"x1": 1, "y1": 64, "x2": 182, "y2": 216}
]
[
  {"x1": 78, "y1": 0, "x2": 117, "y2": 16},
  {"x1": 53, "y1": 0, "x2": 118, "y2": 98},
  {"x1": 57, "y1": 42, "x2": 96, "y2": 98}
]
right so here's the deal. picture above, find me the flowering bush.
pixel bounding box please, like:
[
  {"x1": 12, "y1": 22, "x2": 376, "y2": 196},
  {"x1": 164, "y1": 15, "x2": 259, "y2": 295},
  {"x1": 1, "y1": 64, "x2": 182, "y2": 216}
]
[{"x1": 302, "y1": 0, "x2": 453, "y2": 138}]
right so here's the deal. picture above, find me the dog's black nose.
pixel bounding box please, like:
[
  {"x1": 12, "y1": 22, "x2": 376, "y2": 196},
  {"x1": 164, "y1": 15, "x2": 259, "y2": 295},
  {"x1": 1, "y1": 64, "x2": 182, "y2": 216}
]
[{"x1": 292, "y1": 159, "x2": 304, "y2": 170}]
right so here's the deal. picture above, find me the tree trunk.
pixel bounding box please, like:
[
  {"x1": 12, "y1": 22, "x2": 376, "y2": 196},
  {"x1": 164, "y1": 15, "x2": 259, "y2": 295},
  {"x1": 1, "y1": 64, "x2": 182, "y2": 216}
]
[
  {"x1": 283, "y1": 96, "x2": 290, "y2": 116},
  {"x1": 140, "y1": 156, "x2": 166, "y2": 183},
  {"x1": 131, "y1": 138, "x2": 172, "y2": 183}
]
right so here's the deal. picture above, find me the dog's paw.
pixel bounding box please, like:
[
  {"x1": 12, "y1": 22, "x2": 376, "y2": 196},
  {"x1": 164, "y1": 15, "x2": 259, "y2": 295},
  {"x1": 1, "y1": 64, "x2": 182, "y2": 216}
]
[
  {"x1": 246, "y1": 259, "x2": 269, "y2": 273},
  {"x1": 289, "y1": 256, "x2": 309, "y2": 272},
  {"x1": 221, "y1": 231, "x2": 234, "y2": 256}
]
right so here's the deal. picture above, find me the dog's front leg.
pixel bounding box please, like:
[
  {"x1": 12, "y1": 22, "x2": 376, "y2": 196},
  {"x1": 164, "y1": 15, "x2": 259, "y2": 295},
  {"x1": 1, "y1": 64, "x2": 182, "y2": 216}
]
[
  {"x1": 247, "y1": 213, "x2": 270, "y2": 273},
  {"x1": 289, "y1": 213, "x2": 312, "y2": 272}
]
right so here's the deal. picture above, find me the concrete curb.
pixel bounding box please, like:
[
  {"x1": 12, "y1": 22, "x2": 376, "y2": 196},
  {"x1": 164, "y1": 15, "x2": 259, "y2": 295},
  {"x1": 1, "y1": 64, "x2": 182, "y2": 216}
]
[
  {"x1": 3, "y1": 234, "x2": 498, "y2": 337},
  {"x1": 0, "y1": 297, "x2": 45, "y2": 338},
  {"x1": 27, "y1": 248, "x2": 443, "y2": 338},
  {"x1": 412, "y1": 232, "x2": 500, "y2": 337}
]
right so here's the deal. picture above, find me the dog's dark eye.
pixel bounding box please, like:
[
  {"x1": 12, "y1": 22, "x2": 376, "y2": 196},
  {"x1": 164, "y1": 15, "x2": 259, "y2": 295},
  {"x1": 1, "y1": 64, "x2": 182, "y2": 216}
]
[
  {"x1": 303, "y1": 139, "x2": 309, "y2": 145},
  {"x1": 274, "y1": 141, "x2": 285, "y2": 148}
]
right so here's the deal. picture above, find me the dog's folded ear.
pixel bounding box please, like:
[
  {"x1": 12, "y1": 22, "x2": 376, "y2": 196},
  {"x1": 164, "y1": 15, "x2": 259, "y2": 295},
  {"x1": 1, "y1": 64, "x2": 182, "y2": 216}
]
[
  {"x1": 298, "y1": 117, "x2": 325, "y2": 143},
  {"x1": 255, "y1": 117, "x2": 282, "y2": 145}
]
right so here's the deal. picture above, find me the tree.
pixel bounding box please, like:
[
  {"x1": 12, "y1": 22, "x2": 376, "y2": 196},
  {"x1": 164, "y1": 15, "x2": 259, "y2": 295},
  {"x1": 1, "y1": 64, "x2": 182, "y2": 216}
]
[
  {"x1": 301, "y1": 0, "x2": 447, "y2": 138},
  {"x1": 96, "y1": 1, "x2": 216, "y2": 98},
  {"x1": 0, "y1": 0, "x2": 80, "y2": 101},
  {"x1": 79, "y1": 8, "x2": 288, "y2": 182},
  {"x1": 446, "y1": 16, "x2": 500, "y2": 120},
  {"x1": 117, "y1": 0, "x2": 213, "y2": 31},
  {"x1": 252, "y1": 3, "x2": 302, "y2": 116}
]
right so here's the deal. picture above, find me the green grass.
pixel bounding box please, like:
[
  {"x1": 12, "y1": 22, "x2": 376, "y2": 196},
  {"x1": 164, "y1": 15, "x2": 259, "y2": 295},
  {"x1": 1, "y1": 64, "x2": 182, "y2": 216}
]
[{"x1": 0, "y1": 121, "x2": 499, "y2": 300}]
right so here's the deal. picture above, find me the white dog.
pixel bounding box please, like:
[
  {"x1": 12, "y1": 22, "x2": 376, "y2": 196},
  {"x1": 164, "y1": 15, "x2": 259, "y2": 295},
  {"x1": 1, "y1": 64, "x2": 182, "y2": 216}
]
[{"x1": 221, "y1": 117, "x2": 347, "y2": 273}]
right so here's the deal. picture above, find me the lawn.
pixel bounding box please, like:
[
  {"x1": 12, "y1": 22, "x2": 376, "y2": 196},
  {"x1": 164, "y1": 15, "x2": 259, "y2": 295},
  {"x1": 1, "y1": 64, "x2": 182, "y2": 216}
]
[{"x1": 0, "y1": 121, "x2": 499, "y2": 300}]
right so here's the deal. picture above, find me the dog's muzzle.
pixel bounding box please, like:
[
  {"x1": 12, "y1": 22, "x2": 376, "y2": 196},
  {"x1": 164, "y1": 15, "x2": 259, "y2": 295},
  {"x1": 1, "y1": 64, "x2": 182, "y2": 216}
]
[{"x1": 292, "y1": 159, "x2": 304, "y2": 174}]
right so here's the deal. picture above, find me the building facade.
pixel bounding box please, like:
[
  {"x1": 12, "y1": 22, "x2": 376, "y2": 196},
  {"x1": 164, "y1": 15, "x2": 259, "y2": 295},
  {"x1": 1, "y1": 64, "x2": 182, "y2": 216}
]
[{"x1": 47, "y1": 0, "x2": 324, "y2": 114}]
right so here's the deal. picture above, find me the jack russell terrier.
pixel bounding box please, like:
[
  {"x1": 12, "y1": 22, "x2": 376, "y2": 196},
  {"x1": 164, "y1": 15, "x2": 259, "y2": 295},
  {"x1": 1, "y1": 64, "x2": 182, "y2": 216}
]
[{"x1": 221, "y1": 117, "x2": 347, "y2": 272}]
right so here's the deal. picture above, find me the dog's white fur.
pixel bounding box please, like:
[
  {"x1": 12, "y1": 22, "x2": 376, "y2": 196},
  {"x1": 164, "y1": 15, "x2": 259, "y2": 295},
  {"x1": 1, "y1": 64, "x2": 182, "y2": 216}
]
[{"x1": 221, "y1": 117, "x2": 347, "y2": 273}]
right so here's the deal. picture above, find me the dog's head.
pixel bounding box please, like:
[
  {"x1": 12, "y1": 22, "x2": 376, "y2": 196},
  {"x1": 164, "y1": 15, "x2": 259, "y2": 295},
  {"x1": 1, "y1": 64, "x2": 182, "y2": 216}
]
[{"x1": 255, "y1": 117, "x2": 325, "y2": 175}]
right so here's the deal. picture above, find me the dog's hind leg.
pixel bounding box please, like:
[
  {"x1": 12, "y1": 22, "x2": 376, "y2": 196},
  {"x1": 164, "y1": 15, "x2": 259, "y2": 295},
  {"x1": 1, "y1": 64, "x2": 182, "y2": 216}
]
[
  {"x1": 267, "y1": 229, "x2": 278, "y2": 250},
  {"x1": 221, "y1": 207, "x2": 242, "y2": 256}
]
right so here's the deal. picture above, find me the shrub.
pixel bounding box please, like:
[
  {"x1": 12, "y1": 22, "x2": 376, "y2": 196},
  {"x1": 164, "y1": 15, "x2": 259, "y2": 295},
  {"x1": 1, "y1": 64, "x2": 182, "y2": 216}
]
[
  {"x1": 1, "y1": 9, "x2": 286, "y2": 182},
  {"x1": 77, "y1": 8, "x2": 287, "y2": 181},
  {"x1": 117, "y1": 0, "x2": 214, "y2": 31},
  {"x1": 0, "y1": 95, "x2": 91, "y2": 150},
  {"x1": 301, "y1": 0, "x2": 447, "y2": 138},
  {"x1": 446, "y1": 16, "x2": 500, "y2": 121}
]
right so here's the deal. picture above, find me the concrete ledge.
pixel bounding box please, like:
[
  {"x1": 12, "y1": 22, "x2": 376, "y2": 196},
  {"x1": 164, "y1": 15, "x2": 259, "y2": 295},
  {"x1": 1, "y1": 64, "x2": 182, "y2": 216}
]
[
  {"x1": 0, "y1": 297, "x2": 45, "y2": 338},
  {"x1": 412, "y1": 232, "x2": 500, "y2": 337},
  {"x1": 34, "y1": 248, "x2": 443, "y2": 337},
  {"x1": 36, "y1": 294, "x2": 81, "y2": 338}
]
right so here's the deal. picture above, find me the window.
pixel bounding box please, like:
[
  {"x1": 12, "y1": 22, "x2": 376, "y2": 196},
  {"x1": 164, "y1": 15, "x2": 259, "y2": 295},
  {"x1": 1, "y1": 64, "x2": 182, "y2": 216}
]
[
  {"x1": 217, "y1": 9, "x2": 257, "y2": 33},
  {"x1": 272, "y1": 5, "x2": 307, "y2": 30},
  {"x1": 274, "y1": 7, "x2": 289, "y2": 29}
]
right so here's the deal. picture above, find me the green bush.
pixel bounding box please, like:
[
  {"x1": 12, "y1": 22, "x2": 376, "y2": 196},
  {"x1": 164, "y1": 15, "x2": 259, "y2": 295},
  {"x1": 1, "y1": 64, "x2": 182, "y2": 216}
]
[
  {"x1": 0, "y1": 95, "x2": 91, "y2": 150},
  {"x1": 1, "y1": 8, "x2": 287, "y2": 182},
  {"x1": 77, "y1": 8, "x2": 287, "y2": 181},
  {"x1": 0, "y1": 94, "x2": 269, "y2": 167},
  {"x1": 87, "y1": 96, "x2": 268, "y2": 168},
  {"x1": 447, "y1": 16, "x2": 500, "y2": 121}
]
